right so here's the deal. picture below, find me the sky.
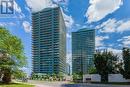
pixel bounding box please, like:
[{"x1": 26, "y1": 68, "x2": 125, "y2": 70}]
[{"x1": 0, "y1": 0, "x2": 130, "y2": 75}]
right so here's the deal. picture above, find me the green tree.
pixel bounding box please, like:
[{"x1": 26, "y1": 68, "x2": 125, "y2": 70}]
[
  {"x1": 72, "y1": 73, "x2": 78, "y2": 81},
  {"x1": 58, "y1": 72, "x2": 64, "y2": 81},
  {"x1": 72, "y1": 72, "x2": 83, "y2": 82},
  {"x1": 12, "y1": 70, "x2": 27, "y2": 79},
  {"x1": 88, "y1": 66, "x2": 97, "y2": 74},
  {"x1": 51, "y1": 73, "x2": 57, "y2": 81},
  {"x1": 94, "y1": 50, "x2": 118, "y2": 82},
  {"x1": 120, "y1": 48, "x2": 130, "y2": 79},
  {"x1": 0, "y1": 27, "x2": 26, "y2": 83}
]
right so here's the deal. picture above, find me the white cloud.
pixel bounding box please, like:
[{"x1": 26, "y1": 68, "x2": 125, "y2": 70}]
[
  {"x1": 75, "y1": 24, "x2": 81, "y2": 27},
  {"x1": 25, "y1": 0, "x2": 69, "y2": 12},
  {"x1": 96, "y1": 36, "x2": 109, "y2": 47},
  {"x1": 118, "y1": 36, "x2": 130, "y2": 47},
  {"x1": 107, "y1": 48, "x2": 122, "y2": 57},
  {"x1": 67, "y1": 33, "x2": 71, "y2": 38},
  {"x1": 86, "y1": 0, "x2": 123, "y2": 23},
  {"x1": 97, "y1": 19, "x2": 116, "y2": 33},
  {"x1": 82, "y1": 25, "x2": 87, "y2": 29},
  {"x1": 96, "y1": 18, "x2": 122, "y2": 33},
  {"x1": 22, "y1": 21, "x2": 31, "y2": 33},
  {"x1": 96, "y1": 47, "x2": 122, "y2": 57},
  {"x1": 53, "y1": 0, "x2": 69, "y2": 12},
  {"x1": 25, "y1": 0, "x2": 57, "y2": 12},
  {"x1": 107, "y1": 48, "x2": 121, "y2": 54},
  {"x1": 117, "y1": 21, "x2": 130, "y2": 33},
  {"x1": 0, "y1": 23, "x2": 6, "y2": 27},
  {"x1": 0, "y1": 22, "x2": 16, "y2": 27},
  {"x1": 14, "y1": 1, "x2": 22, "y2": 13},
  {"x1": 25, "y1": 6, "x2": 31, "y2": 12},
  {"x1": 63, "y1": 14, "x2": 74, "y2": 29},
  {"x1": 61, "y1": 9, "x2": 74, "y2": 29},
  {"x1": 53, "y1": 0, "x2": 68, "y2": 5},
  {"x1": 97, "y1": 18, "x2": 130, "y2": 33},
  {"x1": 13, "y1": 1, "x2": 25, "y2": 19},
  {"x1": 117, "y1": 38, "x2": 122, "y2": 42},
  {"x1": 25, "y1": 0, "x2": 73, "y2": 28}
]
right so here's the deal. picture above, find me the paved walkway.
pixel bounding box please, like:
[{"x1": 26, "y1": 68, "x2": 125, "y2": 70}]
[
  {"x1": 28, "y1": 80, "x2": 68, "y2": 87},
  {"x1": 28, "y1": 80, "x2": 130, "y2": 87}
]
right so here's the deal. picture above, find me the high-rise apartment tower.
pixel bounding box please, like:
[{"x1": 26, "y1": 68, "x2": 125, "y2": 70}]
[{"x1": 32, "y1": 7, "x2": 66, "y2": 74}]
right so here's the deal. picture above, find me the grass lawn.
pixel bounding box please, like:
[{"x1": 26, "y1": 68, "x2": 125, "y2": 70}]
[{"x1": 0, "y1": 83, "x2": 35, "y2": 87}]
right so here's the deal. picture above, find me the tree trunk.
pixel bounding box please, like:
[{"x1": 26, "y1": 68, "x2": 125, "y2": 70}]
[
  {"x1": 101, "y1": 74, "x2": 108, "y2": 83},
  {"x1": 0, "y1": 70, "x2": 3, "y2": 79},
  {"x1": 2, "y1": 69, "x2": 11, "y2": 84}
]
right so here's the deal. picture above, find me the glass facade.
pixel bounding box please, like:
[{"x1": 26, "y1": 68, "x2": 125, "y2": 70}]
[
  {"x1": 32, "y1": 7, "x2": 66, "y2": 74},
  {"x1": 72, "y1": 29, "x2": 95, "y2": 74}
]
